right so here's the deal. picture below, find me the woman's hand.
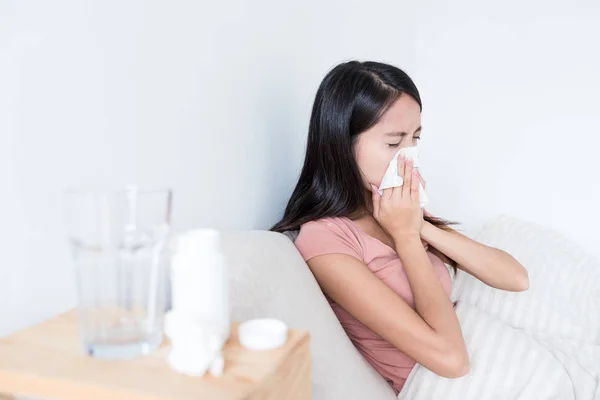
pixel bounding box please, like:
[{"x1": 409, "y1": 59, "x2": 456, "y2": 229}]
[{"x1": 371, "y1": 154, "x2": 423, "y2": 240}]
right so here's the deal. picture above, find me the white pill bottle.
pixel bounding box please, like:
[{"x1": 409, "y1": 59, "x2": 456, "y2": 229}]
[{"x1": 167, "y1": 229, "x2": 229, "y2": 376}]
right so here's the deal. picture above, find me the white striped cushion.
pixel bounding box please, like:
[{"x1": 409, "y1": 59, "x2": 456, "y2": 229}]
[
  {"x1": 454, "y1": 215, "x2": 600, "y2": 344},
  {"x1": 398, "y1": 303, "x2": 573, "y2": 400},
  {"x1": 398, "y1": 216, "x2": 600, "y2": 399}
]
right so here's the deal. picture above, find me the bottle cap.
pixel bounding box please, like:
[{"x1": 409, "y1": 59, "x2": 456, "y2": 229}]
[{"x1": 238, "y1": 318, "x2": 288, "y2": 351}]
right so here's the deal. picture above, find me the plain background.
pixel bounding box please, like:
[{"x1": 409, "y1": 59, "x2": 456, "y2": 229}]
[{"x1": 1, "y1": 0, "x2": 598, "y2": 336}]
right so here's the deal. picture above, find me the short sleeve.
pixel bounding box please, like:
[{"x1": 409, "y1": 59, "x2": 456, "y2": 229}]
[{"x1": 294, "y1": 219, "x2": 363, "y2": 262}]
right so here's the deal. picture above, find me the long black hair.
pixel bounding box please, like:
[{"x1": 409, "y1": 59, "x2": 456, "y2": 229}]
[{"x1": 271, "y1": 60, "x2": 454, "y2": 238}]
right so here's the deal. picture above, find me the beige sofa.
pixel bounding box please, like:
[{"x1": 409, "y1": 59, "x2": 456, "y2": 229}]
[
  {"x1": 222, "y1": 215, "x2": 600, "y2": 400},
  {"x1": 223, "y1": 230, "x2": 398, "y2": 400}
]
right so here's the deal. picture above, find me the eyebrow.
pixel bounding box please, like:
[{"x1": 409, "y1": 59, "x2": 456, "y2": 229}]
[{"x1": 385, "y1": 126, "x2": 422, "y2": 137}]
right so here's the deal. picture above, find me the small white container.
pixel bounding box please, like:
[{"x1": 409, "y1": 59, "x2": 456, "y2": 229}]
[{"x1": 238, "y1": 319, "x2": 288, "y2": 351}]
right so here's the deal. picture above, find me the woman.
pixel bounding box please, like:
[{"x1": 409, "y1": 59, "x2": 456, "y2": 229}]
[{"x1": 271, "y1": 61, "x2": 530, "y2": 394}]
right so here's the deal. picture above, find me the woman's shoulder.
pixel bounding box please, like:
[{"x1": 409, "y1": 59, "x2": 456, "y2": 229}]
[
  {"x1": 295, "y1": 217, "x2": 363, "y2": 262},
  {"x1": 300, "y1": 216, "x2": 353, "y2": 233}
]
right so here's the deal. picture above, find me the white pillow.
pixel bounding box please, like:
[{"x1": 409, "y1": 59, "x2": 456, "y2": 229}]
[
  {"x1": 453, "y1": 215, "x2": 600, "y2": 344},
  {"x1": 399, "y1": 216, "x2": 600, "y2": 400},
  {"x1": 398, "y1": 303, "x2": 573, "y2": 400}
]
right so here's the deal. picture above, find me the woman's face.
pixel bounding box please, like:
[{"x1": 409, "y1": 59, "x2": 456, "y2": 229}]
[{"x1": 354, "y1": 93, "x2": 422, "y2": 190}]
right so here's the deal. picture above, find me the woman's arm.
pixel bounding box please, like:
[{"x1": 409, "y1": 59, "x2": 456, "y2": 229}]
[
  {"x1": 421, "y1": 221, "x2": 529, "y2": 292},
  {"x1": 312, "y1": 154, "x2": 468, "y2": 378},
  {"x1": 307, "y1": 251, "x2": 470, "y2": 378},
  {"x1": 394, "y1": 233, "x2": 469, "y2": 372}
]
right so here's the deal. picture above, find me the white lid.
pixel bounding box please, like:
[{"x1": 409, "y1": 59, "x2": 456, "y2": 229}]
[{"x1": 238, "y1": 318, "x2": 288, "y2": 351}]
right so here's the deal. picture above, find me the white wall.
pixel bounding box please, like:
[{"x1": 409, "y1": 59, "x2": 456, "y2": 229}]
[
  {"x1": 1, "y1": 0, "x2": 598, "y2": 336},
  {"x1": 0, "y1": 0, "x2": 415, "y2": 336},
  {"x1": 413, "y1": 0, "x2": 600, "y2": 259}
]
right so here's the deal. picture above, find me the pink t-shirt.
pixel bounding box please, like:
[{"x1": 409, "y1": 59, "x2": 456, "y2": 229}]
[{"x1": 294, "y1": 217, "x2": 452, "y2": 394}]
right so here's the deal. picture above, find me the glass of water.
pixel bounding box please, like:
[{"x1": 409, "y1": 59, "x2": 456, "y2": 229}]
[{"x1": 65, "y1": 186, "x2": 172, "y2": 359}]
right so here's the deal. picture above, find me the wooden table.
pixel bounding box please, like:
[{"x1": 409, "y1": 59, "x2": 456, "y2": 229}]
[{"x1": 0, "y1": 311, "x2": 310, "y2": 399}]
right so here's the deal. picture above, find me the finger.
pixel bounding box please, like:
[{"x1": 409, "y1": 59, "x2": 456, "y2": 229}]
[
  {"x1": 396, "y1": 152, "x2": 406, "y2": 173},
  {"x1": 382, "y1": 187, "x2": 394, "y2": 201},
  {"x1": 411, "y1": 168, "x2": 420, "y2": 202},
  {"x1": 370, "y1": 184, "x2": 381, "y2": 214},
  {"x1": 402, "y1": 158, "x2": 413, "y2": 198},
  {"x1": 395, "y1": 154, "x2": 406, "y2": 199}
]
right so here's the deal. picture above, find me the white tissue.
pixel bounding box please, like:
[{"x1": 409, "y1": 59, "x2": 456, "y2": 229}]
[
  {"x1": 209, "y1": 355, "x2": 224, "y2": 377},
  {"x1": 164, "y1": 310, "x2": 227, "y2": 377},
  {"x1": 377, "y1": 146, "x2": 429, "y2": 208}
]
